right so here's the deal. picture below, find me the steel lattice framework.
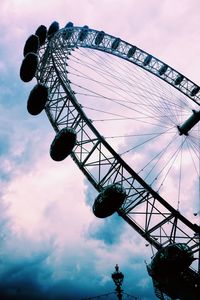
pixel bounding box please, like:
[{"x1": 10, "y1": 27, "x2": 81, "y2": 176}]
[{"x1": 34, "y1": 25, "x2": 200, "y2": 298}]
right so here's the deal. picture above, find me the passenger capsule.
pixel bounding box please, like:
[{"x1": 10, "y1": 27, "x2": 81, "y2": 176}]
[
  {"x1": 79, "y1": 25, "x2": 89, "y2": 42},
  {"x1": 65, "y1": 21, "x2": 73, "y2": 28},
  {"x1": 47, "y1": 21, "x2": 59, "y2": 39},
  {"x1": 50, "y1": 128, "x2": 76, "y2": 161},
  {"x1": 27, "y1": 84, "x2": 48, "y2": 115},
  {"x1": 35, "y1": 25, "x2": 47, "y2": 46},
  {"x1": 111, "y1": 38, "x2": 120, "y2": 50},
  {"x1": 143, "y1": 55, "x2": 152, "y2": 66},
  {"x1": 95, "y1": 31, "x2": 105, "y2": 45},
  {"x1": 127, "y1": 46, "x2": 136, "y2": 58},
  {"x1": 190, "y1": 86, "x2": 200, "y2": 97},
  {"x1": 63, "y1": 22, "x2": 74, "y2": 40},
  {"x1": 93, "y1": 184, "x2": 126, "y2": 218},
  {"x1": 148, "y1": 243, "x2": 194, "y2": 277},
  {"x1": 174, "y1": 74, "x2": 184, "y2": 85},
  {"x1": 20, "y1": 52, "x2": 38, "y2": 82},
  {"x1": 159, "y1": 64, "x2": 168, "y2": 76},
  {"x1": 23, "y1": 35, "x2": 39, "y2": 56}
]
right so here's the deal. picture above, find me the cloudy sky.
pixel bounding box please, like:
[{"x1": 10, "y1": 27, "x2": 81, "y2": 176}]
[{"x1": 0, "y1": 0, "x2": 200, "y2": 299}]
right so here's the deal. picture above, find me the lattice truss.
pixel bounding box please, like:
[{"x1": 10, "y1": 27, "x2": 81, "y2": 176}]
[{"x1": 36, "y1": 26, "x2": 200, "y2": 276}]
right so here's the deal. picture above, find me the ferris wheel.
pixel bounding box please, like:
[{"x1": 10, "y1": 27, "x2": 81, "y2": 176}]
[{"x1": 20, "y1": 21, "x2": 200, "y2": 300}]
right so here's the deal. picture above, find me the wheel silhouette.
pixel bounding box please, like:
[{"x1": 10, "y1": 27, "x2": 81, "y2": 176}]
[{"x1": 20, "y1": 22, "x2": 200, "y2": 299}]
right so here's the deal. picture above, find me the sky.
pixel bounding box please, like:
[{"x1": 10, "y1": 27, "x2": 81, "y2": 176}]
[{"x1": 0, "y1": 0, "x2": 200, "y2": 299}]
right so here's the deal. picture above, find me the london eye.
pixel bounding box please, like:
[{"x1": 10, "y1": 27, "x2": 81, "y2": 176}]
[{"x1": 20, "y1": 21, "x2": 200, "y2": 299}]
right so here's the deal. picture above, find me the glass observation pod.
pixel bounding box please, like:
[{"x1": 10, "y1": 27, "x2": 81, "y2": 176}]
[
  {"x1": 50, "y1": 128, "x2": 77, "y2": 162},
  {"x1": 127, "y1": 45, "x2": 137, "y2": 58},
  {"x1": 78, "y1": 25, "x2": 89, "y2": 42},
  {"x1": 23, "y1": 34, "x2": 39, "y2": 56},
  {"x1": 93, "y1": 184, "x2": 126, "y2": 218},
  {"x1": 35, "y1": 25, "x2": 47, "y2": 46},
  {"x1": 143, "y1": 54, "x2": 152, "y2": 67},
  {"x1": 27, "y1": 84, "x2": 49, "y2": 116},
  {"x1": 95, "y1": 30, "x2": 105, "y2": 46},
  {"x1": 147, "y1": 243, "x2": 196, "y2": 299},
  {"x1": 47, "y1": 21, "x2": 59, "y2": 40},
  {"x1": 20, "y1": 52, "x2": 39, "y2": 82},
  {"x1": 63, "y1": 22, "x2": 74, "y2": 40},
  {"x1": 111, "y1": 37, "x2": 121, "y2": 50}
]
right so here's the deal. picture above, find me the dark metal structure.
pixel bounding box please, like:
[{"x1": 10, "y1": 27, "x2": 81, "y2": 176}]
[
  {"x1": 82, "y1": 265, "x2": 138, "y2": 300},
  {"x1": 20, "y1": 22, "x2": 200, "y2": 299}
]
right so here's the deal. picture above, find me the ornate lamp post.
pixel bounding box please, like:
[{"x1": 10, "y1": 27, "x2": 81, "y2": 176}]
[{"x1": 111, "y1": 264, "x2": 124, "y2": 300}]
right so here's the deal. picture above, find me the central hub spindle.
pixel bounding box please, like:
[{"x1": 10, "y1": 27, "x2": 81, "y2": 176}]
[{"x1": 178, "y1": 110, "x2": 200, "y2": 135}]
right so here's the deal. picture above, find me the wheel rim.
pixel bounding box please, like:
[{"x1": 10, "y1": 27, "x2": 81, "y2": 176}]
[
  {"x1": 22, "y1": 24, "x2": 200, "y2": 298},
  {"x1": 36, "y1": 24, "x2": 200, "y2": 247}
]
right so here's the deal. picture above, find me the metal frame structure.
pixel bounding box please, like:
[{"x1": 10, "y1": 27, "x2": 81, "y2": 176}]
[{"x1": 34, "y1": 25, "x2": 200, "y2": 298}]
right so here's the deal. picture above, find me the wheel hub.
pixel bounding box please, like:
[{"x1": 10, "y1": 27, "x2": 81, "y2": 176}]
[{"x1": 178, "y1": 110, "x2": 200, "y2": 135}]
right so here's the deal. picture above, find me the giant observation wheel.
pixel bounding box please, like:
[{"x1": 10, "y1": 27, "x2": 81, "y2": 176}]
[{"x1": 20, "y1": 21, "x2": 200, "y2": 300}]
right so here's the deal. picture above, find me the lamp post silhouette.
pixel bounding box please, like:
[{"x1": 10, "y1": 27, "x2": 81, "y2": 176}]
[
  {"x1": 82, "y1": 264, "x2": 139, "y2": 300},
  {"x1": 111, "y1": 264, "x2": 124, "y2": 300}
]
